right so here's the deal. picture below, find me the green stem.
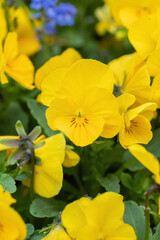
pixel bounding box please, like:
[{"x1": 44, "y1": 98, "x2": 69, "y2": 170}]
[
  {"x1": 25, "y1": 140, "x2": 35, "y2": 203},
  {"x1": 144, "y1": 184, "x2": 160, "y2": 240}
]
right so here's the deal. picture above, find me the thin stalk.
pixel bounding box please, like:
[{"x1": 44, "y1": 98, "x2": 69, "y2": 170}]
[
  {"x1": 25, "y1": 140, "x2": 35, "y2": 203},
  {"x1": 144, "y1": 184, "x2": 160, "y2": 240}
]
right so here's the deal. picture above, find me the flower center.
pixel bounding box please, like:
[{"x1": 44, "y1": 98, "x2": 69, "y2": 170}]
[
  {"x1": 125, "y1": 119, "x2": 138, "y2": 134},
  {"x1": 70, "y1": 116, "x2": 89, "y2": 128}
]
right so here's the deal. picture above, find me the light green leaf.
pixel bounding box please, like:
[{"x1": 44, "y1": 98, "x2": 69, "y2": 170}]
[
  {"x1": 97, "y1": 174, "x2": 120, "y2": 193},
  {"x1": 0, "y1": 173, "x2": 17, "y2": 193},
  {"x1": 124, "y1": 201, "x2": 145, "y2": 240},
  {"x1": 30, "y1": 197, "x2": 66, "y2": 218}
]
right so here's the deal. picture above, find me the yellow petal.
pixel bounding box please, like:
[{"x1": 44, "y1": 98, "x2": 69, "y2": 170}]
[
  {"x1": 24, "y1": 134, "x2": 66, "y2": 198},
  {"x1": 128, "y1": 144, "x2": 160, "y2": 184},
  {"x1": 46, "y1": 88, "x2": 120, "y2": 146},
  {"x1": 4, "y1": 32, "x2": 19, "y2": 61},
  {"x1": 119, "y1": 115, "x2": 153, "y2": 147},
  {"x1": 109, "y1": 54, "x2": 133, "y2": 87},
  {"x1": 41, "y1": 68, "x2": 67, "y2": 106},
  {"x1": 122, "y1": 66, "x2": 151, "y2": 105},
  {"x1": 128, "y1": 13, "x2": 157, "y2": 57},
  {"x1": 63, "y1": 149, "x2": 80, "y2": 167},
  {"x1": 5, "y1": 55, "x2": 34, "y2": 89},
  {"x1": 0, "y1": 185, "x2": 16, "y2": 206},
  {"x1": 150, "y1": 75, "x2": 160, "y2": 107},
  {"x1": 0, "y1": 202, "x2": 27, "y2": 240},
  {"x1": 59, "y1": 59, "x2": 114, "y2": 100},
  {"x1": 0, "y1": 4, "x2": 7, "y2": 40},
  {"x1": 85, "y1": 192, "x2": 124, "y2": 227},
  {"x1": 126, "y1": 102, "x2": 157, "y2": 121},
  {"x1": 42, "y1": 225, "x2": 71, "y2": 240},
  {"x1": 0, "y1": 71, "x2": 8, "y2": 84},
  {"x1": 117, "y1": 93, "x2": 135, "y2": 114},
  {"x1": 61, "y1": 197, "x2": 91, "y2": 239},
  {"x1": 35, "y1": 48, "x2": 82, "y2": 90},
  {"x1": 147, "y1": 48, "x2": 160, "y2": 76}
]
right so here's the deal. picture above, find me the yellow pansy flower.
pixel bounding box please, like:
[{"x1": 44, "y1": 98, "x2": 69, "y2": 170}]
[
  {"x1": 35, "y1": 48, "x2": 81, "y2": 92},
  {"x1": 107, "y1": 0, "x2": 160, "y2": 28},
  {"x1": 0, "y1": 185, "x2": 27, "y2": 240},
  {"x1": 118, "y1": 93, "x2": 157, "y2": 148},
  {"x1": 0, "y1": 3, "x2": 40, "y2": 56},
  {"x1": 0, "y1": 32, "x2": 34, "y2": 89},
  {"x1": 128, "y1": 10, "x2": 160, "y2": 60},
  {"x1": 109, "y1": 53, "x2": 151, "y2": 105},
  {"x1": 45, "y1": 59, "x2": 121, "y2": 146},
  {"x1": 42, "y1": 225, "x2": 71, "y2": 240},
  {"x1": 95, "y1": 5, "x2": 118, "y2": 36},
  {"x1": 61, "y1": 192, "x2": 136, "y2": 240},
  {"x1": 9, "y1": 7, "x2": 41, "y2": 56},
  {"x1": 23, "y1": 133, "x2": 65, "y2": 198},
  {"x1": 0, "y1": 133, "x2": 79, "y2": 198},
  {"x1": 128, "y1": 144, "x2": 160, "y2": 184}
]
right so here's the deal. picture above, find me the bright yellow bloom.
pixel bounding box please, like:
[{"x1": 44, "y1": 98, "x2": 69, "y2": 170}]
[
  {"x1": 109, "y1": 53, "x2": 151, "y2": 105},
  {"x1": 23, "y1": 133, "x2": 65, "y2": 198},
  {"x1": 0, "y1": 133, "x2": 79, "y2": 198},
  {"x1": 10, "y1": 7, "x2": 41, "y2": 56},
  {"x1": 0, "y1": 32, "x2": 34, "y2": 89},
  {"x1": 107, "y1": 0, "x2": 160, "y2": 28},
  {"x1": 118, "y1": 93, "x2": 157, "y2": 148},
  {"x1": 0, "y1": 185, "x2": 27, "y2": 240},
  {"x1": 128, "y1": 10, "x2": 160, "y2": 62},
  {"x1": 45, "y1": 59, "x2": 121, "y2": 146},
  {"x1": 0, "y1": 3, "x2": 40, "y2": 56},
  {"x1": 42, "y1": 225, "x2": 71, "y2": 240},
  {"x1": 95, "y1": 5, "x2": 118, "y2": 36},
  {"x1": 61, "y1": 192, "x2": 136, "y2": 240},
  {"x1": 128, "y1": 144, "x2": 160, "y2": 184},
  {"x1": 35, "y1": 48, "x2": 81, "y2": 92}
]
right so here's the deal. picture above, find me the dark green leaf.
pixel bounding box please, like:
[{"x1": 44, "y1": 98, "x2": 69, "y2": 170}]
[
  {"x1": 97, "y1": 174, "x2": 120, "y2": 193},
  {"x1": 27, "y1": 99, "x2": 57, "y2": 136}
]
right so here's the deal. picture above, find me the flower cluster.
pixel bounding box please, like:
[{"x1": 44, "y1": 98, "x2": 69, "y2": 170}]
[
  {"x1": 43, "y1": 192, "x2": 136, "y2": 240},
  {"x1": 30, "y1": 0, "x2": 77, "y2": 35}
]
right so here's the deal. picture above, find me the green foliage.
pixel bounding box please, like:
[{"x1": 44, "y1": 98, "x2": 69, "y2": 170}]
[
  {"x1": 0, "y1": 173, "x2": 16, "y2": 193},
  {"x1": 27, "y1": 99, "x2": 56, "y2": 136},
  {"x1": 30, "y1": 197, "x2": 66, "y2": 218},
  {"x1": 124, "y1": 201, "x2": 145, "y2": 240},
  {"x1": 97, "y1": 174, "x2": 120, "y2": 193}
]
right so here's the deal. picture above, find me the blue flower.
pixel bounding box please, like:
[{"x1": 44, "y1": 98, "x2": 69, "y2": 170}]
[
  {"x1": 30, "y1": 0, "x2": 77, "y2": 35},
  {"x1": 56, "y1": 3, "x2": 77, "y2": 26},
  {"x1": 30, "y1": 0, "x2": 43, "y2": 11}
]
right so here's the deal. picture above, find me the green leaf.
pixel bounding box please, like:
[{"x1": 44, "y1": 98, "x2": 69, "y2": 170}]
[
  {"x1": 26, "y1": 224, "x2": 35, "y2": 239},
  {"x1": 0, "y1": 151, "x2": 7, "y2": 172},
  {"x1": 120, "y1": 172, "x2": 133, "y2": 189},
  {"x1": 0, "y1": 173, "x2": 17, "y2": 193},
  {"x1": 124, "y1": 201, "x2": 145, "y2": 240},
  {"x1": 29, "y1": 231, "x2": 47, "y2": 240},
  {"x1": 146, "y1": 128, "x2": 160, "y2": 158},
  {"x1": 153, "y1": 223, "x2": 160, "y2": 240},
  {"x1": 27, "y1": 99, "x2": 57, "y2": 136},
  {"x1": 30, "y1": 197, "x2": 66, "y2": 218},
  {"x1": 97, "y1": 174, "x2": 120, "y2": 193}
]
